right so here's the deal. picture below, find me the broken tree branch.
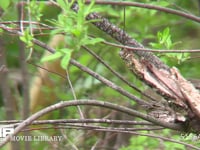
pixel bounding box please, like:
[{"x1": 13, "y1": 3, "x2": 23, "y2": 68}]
[{"x1": 71, "y1": 1, "x2": 200, "y2": 131}]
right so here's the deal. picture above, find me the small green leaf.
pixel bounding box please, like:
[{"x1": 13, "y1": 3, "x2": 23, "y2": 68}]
[
  {"x1": 156, "y1": 1, "x2": 170, "y2": 7},
  {"x1": 154, "y1": 27, "x2": 173, "y2": 49},
  {"x1": 163, "y1": 27, "x2": 169, "y2": 35},
  {"x1": 61, "y1": 51, "x2": 72, "y2": 69},
  {"x1": 19, "y1": 28, "x2": 33, "y2": 47},
  {"x1": 41, "y1": 52, "x2": 62, "y2": 62},
  {"x1": 71, "y1": 28, "x2": 82, "y2": 37},
  {"x1": 59, "y1": 48, "x2": 73, "y2": 54},
  {"x1": 81, "y1": 37, "x2": 105, "y2": 45}
]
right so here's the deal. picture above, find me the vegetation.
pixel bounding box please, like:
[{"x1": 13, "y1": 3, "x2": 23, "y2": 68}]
[{"x1": 0, "y1": 0, "x2": 200, "y2": 149}]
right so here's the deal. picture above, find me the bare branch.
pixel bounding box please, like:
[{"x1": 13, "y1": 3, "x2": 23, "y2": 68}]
[
  {"x1": 85, "y1": 0, "x2": 200, "y2": 23},
  {"x1": 83, "y1": 46, "x2": 157, "y2": 102},
  {"x1": 84, "y1": 11, "x2": 169, "y2": 70},
  {"x1": 103, "y1": 40, "x2": 200, "y2": 53},
  {"x1": 76, "y1": 126, "x2": 200, "y2": 150},
  {"x1": 70, "y1": 59, "x2": 150, "y2": 106},
  {"x1": 0, "y1": 99, "x2": 183, "y2": 147},
  {"x1": 0, "y1": 24, "x2": 150, "y2": 106},
  {"x1": 0, "y1": 119, "x2": 153, "y2": 126}
]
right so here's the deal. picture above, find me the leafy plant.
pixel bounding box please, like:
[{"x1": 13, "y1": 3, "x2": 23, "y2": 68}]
[
  {"x1": 26, "y1": 0, "x2": 43, "y2": 21},
  {"x1": 19, "y1": 28, "x2": 34, "y2": 48},
  {"x1": 150, "y1": 27, "x2": 190, "y2": 66},
  {"x1": 42, "y1": 0, "x2": 104, "y2": 69},
  {"x1": 150, "y1": 27, "x2": 174, "y2": 50}
]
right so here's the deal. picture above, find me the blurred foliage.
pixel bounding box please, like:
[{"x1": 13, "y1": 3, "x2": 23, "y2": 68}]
[{"x1": 0, "y1": 0, "x2": 200, "y2": 149}]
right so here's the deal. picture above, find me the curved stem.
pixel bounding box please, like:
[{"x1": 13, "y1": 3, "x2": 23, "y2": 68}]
[{"x1": 0, "y1": 99, "x2": 183, "y2": 147}]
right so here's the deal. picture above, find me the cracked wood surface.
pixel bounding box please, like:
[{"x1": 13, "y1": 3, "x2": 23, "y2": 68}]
[{"x1": 72, "y1": 2, "x2": 200, "y2": 131}]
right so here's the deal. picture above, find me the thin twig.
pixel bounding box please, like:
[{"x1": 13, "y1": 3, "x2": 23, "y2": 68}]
[
  {"x1": 0, "y1": 99, "x2": 184, "y2": 147},
  {"x1": 0, "y1": 119, "x2": 153, "y2": 126},
  {"x1": 0, "y1": 21, "x2": 55, "y2": 29},
  {"x1": 0, "y1": 25, "x2": 151, "y2": 106},
  {"x1": 22, "y1": 124, "x2": 164, "y2": 132},
  {"x1": 70, "y1": 59, "x2": 150, "y2": 106},
  {"x1": 65, "y1": 70, "x2": 85, "y2": 120},
  {"x1": 69, "y1": 126, "x2": 200, "y2": 150},
  {"x1": 102, "y1": 40, "x2": 200, "y2": 53},
  {"x1": 85, "y1": 0, "x2": 200, "y2": 23},
  {"x1": 18, "y1": 2, "x2": 31, "y2": 149},
  {"x1": 83, "y1": 46, "x2": 157, "y2": 102},
  {"x1": 27, "y1": 61, "x2": 66, "y2": 79},
  {"x1": 17, "y1": 1, "x2": 200, "y2": 23}
]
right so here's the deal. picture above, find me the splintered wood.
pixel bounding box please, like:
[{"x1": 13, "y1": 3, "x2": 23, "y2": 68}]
[
  {"x1": 120, "y1": 49, "x2": 200, "y2": 121},
  {"x1": 171, "y1": 67, "x2": 200, "y2": 118}
]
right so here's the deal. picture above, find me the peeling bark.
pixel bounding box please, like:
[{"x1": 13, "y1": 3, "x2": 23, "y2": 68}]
[{"x1": 78, "y1": 7, "x2": 200, "y2": 132}]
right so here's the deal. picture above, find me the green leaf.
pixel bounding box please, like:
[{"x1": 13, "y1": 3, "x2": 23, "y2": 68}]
[
  {"x1": 56, "y1": 0, "x2": 68, "y2": 10},
  {"x1": 157, "y1": 1, "x2": 170, "y2": 7},
  {"x1": 154, "y1": 27, "x2": 173, "y2": 49},
  {"x1": 0, "y1": 0, "x2": 10, "y2": 11},
  {"x1": 84, "y1": 0, "x2": 95, "y2": 16},
  {"x1": 41, "y1": 52, "x2": 62, "y2": 62},
  {"x1": 59, "y1": 48, "x2": 73, "y2": 54},
  {"x1": 71, "y1": 28, "x2": 82, "y2": 37},
  {"x1": 81, "y1": 37, "x2": 105, "y2": 45},
  {"x1": 19, "y1": 28, "x2": 33, "y2": 47},
  {"x1": 61, "y1": 51, "x2": 72, "y2": 69},
  {"x1": 27, "y1": 0, "x2": 43, "y2": 21}
]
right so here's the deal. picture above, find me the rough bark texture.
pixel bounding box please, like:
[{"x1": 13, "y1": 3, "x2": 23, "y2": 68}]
[
  {"x1": 76, "y1": 7, "x2": 200, "y2": 132},
  {"x1": 86, "y1": 12, "x2": 170, "y2": 71}
]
